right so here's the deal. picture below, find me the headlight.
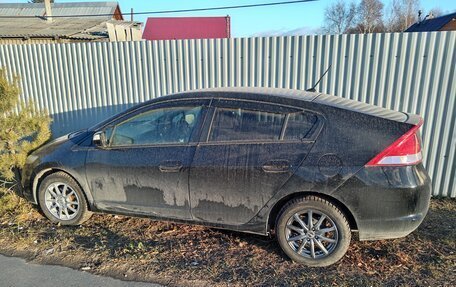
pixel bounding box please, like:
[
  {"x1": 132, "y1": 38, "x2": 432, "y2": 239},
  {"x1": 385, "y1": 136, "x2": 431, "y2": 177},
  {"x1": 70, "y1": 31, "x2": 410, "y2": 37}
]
[
  {"x1": 51, "y1": 134, "x2": 70, "y2": 143},
  {"x1": 25, "y1": 154, "x2": 39, "y2": 164}
]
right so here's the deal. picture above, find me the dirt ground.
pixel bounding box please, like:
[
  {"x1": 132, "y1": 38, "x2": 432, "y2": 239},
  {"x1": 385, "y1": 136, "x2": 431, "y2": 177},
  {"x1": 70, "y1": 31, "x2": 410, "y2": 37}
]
[{"x1": 0, "y1": 189, "x2": 455, "y2": 287}]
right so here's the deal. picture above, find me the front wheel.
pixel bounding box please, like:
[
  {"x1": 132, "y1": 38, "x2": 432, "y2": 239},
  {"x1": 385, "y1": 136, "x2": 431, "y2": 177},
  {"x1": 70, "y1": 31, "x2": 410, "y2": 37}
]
[
  {"x1": 276, "y1": 196, "x2": 351, "y2": 267},
  {"x1": 38, "y1": 172, "x2": 92, "y2": 225}
]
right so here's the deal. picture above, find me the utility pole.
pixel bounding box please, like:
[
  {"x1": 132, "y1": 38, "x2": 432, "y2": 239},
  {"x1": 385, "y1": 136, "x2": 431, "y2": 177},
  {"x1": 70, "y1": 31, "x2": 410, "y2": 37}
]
[
  {"x1": 44, "y1": 0, "x2": 53, "y2": 22},
  {"x1": 131, "y1": 8, "x2": 133, "y2": 21}
]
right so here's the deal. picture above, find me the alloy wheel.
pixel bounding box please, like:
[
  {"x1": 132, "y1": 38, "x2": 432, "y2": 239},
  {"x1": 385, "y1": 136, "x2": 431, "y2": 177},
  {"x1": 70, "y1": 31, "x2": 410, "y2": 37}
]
[
  {"x1": 285, "y1": 209, "x2": 339, "y2": 259},
  {"x1": 44, "y1": 182, "x2": 80, "y2": 221}
]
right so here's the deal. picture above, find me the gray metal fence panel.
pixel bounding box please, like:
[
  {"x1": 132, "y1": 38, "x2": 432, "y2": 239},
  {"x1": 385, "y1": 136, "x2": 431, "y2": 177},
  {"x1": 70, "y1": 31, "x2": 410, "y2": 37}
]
[{"x1": 0, "y1": 32, "x2": 455, "y2": 197}]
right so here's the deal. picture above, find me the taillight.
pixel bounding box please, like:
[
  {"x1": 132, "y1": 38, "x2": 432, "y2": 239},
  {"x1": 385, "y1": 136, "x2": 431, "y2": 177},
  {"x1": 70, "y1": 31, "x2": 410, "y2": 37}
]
[{"x1": 365, "y1": 119, "x2": 423, "y2": 167}]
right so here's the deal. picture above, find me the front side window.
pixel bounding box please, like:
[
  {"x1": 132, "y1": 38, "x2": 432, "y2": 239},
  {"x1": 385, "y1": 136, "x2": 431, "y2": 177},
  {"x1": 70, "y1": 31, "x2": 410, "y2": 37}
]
[
  {"x1": 110, "y1": 106, "x2": 202, "y2": 146},
  {"x1": 209, "y1": 107, "x2": 285, "y2": 142}
]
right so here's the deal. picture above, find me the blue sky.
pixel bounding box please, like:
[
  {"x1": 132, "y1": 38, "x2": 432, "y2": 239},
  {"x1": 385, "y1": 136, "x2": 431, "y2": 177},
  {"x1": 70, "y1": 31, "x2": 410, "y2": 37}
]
[{"x1": 3, "y1": 0, "x2": 456, "y2": 36}]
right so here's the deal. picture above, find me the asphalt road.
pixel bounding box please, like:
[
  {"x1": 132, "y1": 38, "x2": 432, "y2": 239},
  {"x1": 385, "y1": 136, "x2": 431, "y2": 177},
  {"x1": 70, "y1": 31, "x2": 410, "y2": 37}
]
[{"x1": 0, "y1": 254, "x2": 162, "y2": 287}]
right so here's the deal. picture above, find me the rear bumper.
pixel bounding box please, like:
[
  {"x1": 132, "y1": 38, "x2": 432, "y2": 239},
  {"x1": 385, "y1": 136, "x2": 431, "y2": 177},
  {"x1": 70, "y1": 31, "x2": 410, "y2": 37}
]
[
  {"x1": 356, "y1": 212, "x2": 428, "y2": 240},
  {"x1": 334, "y1": 164, "x2": 432, "y2": 241}
]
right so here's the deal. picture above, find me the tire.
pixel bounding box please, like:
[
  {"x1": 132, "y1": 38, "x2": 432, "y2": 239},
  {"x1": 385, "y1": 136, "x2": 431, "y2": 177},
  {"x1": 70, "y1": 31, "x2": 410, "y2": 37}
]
[
  {"x1": 38, "y1": 172, "x2": 92, "y2": 225},
  {"x1": 275, "y1": 195, "x2": 351, "y2": 267}
]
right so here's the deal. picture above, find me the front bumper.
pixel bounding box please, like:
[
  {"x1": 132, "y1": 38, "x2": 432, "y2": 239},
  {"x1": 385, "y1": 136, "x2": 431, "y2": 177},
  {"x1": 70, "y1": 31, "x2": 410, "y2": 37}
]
[
  {"x1": 334, "y1": 164, "x2": 432, "y2": 241},
  {"x1": 19, "y1": 155, "x2": 42, "y2": 204},
  {"x1": 13, "y1": 170, "x2": 35, "y2": 203},
  {"x1": 4, "y1": 168, "x2": 27, "y2": 200}
]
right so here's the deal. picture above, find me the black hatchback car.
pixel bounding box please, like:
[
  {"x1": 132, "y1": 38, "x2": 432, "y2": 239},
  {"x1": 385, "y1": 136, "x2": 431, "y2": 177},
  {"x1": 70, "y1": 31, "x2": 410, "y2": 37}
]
[{"x1": 20, "y1": 87, "x2": 431, "y2": 266}]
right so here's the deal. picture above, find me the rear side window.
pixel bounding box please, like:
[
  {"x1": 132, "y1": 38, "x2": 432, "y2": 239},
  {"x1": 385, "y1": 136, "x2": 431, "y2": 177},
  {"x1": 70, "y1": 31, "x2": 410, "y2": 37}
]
[
  {"x1": 284, "y1": 112, "x2": 318, "y2": 141},
  {"x1": 209, "y1": 108, "x2": 285, "y2": 142}
]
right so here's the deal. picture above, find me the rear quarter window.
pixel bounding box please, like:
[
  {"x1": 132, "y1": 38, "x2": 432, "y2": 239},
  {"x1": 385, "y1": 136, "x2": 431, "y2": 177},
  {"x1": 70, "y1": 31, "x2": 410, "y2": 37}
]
[{"x1": 284, "y1": 112, "x2": 319, "y2": 141}]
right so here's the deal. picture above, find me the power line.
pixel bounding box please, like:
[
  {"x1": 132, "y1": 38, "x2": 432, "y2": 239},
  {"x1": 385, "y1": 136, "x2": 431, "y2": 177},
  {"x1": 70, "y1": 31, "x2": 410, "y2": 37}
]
[{"x1": 0, "y1": 0, "x2": 318, "y2": 19}]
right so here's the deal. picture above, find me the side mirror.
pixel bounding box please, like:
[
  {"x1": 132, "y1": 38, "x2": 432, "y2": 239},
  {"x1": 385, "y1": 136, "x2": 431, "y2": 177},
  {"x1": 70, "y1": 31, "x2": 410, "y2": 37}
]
[{"x1": 93, "y1": 131, "x2": 106, "y2": 147}]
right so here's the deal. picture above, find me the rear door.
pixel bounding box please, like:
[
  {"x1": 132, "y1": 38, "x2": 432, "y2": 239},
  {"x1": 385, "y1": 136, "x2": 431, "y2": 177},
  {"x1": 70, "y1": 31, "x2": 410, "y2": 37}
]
[{"x1": 189, "y1": 99, "x2": 322, "y2": 225}]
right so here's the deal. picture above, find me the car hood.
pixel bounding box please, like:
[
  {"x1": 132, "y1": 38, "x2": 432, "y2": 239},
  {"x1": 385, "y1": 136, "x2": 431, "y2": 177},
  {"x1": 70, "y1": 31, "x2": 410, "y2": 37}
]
[{"x1": 31, "y1": 129, "x2": 89, "y2": 157}]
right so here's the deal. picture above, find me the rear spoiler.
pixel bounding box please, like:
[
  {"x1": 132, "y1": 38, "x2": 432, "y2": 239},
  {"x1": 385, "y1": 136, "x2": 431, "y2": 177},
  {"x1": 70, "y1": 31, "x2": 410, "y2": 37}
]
[
  {"x1": 403, "y1": 113, "x2": 423, "y2": 126},
  {"x1": 313, "y1": 94, "x2": 420, "y2": 124}
]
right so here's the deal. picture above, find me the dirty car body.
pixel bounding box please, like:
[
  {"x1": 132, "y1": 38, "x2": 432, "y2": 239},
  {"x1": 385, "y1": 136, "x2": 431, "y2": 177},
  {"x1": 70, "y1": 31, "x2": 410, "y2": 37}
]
[{"x1": 20, "y1": 88, "x2": 432, "y2": 266}]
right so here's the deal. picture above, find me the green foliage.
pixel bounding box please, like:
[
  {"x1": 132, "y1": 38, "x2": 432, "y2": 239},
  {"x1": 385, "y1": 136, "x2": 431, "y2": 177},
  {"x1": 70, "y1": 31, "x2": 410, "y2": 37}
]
[{"x1": 0, "y1": 68, "x2": 51, "y2": 180}]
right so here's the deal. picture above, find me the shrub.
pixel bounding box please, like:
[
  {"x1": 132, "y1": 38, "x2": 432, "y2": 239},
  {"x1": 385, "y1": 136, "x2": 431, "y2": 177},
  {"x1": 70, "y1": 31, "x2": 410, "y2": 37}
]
[{"x1": 0, "y1": 68, "x2": 51, "y2": 182}]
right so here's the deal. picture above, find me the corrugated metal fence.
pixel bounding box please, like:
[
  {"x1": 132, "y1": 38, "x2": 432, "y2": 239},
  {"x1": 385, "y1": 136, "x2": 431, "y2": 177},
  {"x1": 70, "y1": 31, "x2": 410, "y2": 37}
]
[{"x1": 0, "y1": 32, "x2": 455, "y2": 197}]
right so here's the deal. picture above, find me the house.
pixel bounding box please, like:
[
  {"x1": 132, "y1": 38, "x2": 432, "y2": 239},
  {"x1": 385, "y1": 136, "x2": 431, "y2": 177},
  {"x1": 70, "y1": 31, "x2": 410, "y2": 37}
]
[
  {"x1": 405, "y1": 11, "x2": 456, "y2": 32},
  {"x1": 0, "y1": 1, "x2": 142, "y2": 44},
  {"x1": 142, "y1": 17, "x2": 230, "y2": 41}
]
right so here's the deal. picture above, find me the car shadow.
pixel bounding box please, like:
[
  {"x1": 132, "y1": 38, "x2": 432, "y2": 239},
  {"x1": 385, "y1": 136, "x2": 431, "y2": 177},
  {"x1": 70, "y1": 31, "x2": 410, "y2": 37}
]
[
  {"x1": 68, "y1": 216, "x2": 290, "y2": 264},
  {"x1": 414, "y1": 199, "x2": 456, "y2": 243},
  {"x1": 71, "y1": 224, "x2": 160, "y2": 259}
]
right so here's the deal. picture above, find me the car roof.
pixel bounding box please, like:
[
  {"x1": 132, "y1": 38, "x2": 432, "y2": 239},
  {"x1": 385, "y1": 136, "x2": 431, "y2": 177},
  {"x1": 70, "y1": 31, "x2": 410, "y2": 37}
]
[
  {"x1": 91, "y1": 87, "x2": 410, "y2": 131},
  {"x1": 168, "y1": 87, "x2": 409, "y2": 123},
  {"x1": 167, "y1": 87, "x2": 320, "y2": 102}
]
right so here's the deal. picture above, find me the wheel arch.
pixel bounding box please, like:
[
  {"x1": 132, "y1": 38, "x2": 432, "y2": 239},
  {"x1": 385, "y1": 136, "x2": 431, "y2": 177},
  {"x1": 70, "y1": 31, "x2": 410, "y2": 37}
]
[
  {"x1": 32, "y1": 167, "x2": 93, "y2": 211},
  {"x1": 267, "y1": 191, "x2": 358, "y2": 233}
]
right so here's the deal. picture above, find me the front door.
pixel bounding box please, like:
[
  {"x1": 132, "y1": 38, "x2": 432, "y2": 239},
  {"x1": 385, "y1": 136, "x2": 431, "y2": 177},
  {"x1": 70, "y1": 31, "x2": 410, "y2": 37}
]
[
  {"x1": 190, "y1": 99, "x2": 320, "y2": 225},
  {"x1": 85, "y1": 99, "x2": 210, "y2": 220}
]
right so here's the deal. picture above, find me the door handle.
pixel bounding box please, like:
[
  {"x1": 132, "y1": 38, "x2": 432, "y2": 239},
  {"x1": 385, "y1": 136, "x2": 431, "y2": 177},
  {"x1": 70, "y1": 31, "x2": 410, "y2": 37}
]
[
  {"x1": 159, "y1": 161, "x2": 183, "y2": 173},
  {"x1": 262, "y1": 160, "x2": 290, "y2": 173}
]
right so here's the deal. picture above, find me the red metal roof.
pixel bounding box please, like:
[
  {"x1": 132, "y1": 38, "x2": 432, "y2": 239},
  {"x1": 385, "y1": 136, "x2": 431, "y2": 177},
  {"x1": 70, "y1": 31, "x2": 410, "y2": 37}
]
[{"x1": 142, "y1": 16, "x2": 230, "y2": 40}]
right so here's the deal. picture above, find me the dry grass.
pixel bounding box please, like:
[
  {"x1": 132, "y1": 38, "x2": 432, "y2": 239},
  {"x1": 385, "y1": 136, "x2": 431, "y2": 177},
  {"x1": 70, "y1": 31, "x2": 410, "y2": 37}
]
[{"x1": 0, "y1": 188, "x2": 455, "y2": 286}]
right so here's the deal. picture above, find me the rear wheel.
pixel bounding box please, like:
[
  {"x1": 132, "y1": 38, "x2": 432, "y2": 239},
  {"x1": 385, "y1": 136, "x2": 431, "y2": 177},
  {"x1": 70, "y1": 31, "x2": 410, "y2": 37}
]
[
  {"x1": 38, "y1": 172, "x2": 92, "y2": 225},
  {"x1": 276, "y1": 196, "x2": 351, "y2": 267}
]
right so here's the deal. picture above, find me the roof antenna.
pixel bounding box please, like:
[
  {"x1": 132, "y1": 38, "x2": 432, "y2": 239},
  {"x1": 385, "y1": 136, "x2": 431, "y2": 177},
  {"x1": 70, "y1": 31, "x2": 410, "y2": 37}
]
[{"x1": 306, "y1": 64, "x2": 331, "y2": 92}]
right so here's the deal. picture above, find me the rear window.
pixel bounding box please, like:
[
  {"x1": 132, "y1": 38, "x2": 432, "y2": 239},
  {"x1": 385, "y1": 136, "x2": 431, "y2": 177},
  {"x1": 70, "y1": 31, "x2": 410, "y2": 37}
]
[
  {"x1": 284, "y1": 112, "x2": 318, "y2": 141},
  {"x1": 209, "y1": 108, "x2": 285, "y2": 142}
]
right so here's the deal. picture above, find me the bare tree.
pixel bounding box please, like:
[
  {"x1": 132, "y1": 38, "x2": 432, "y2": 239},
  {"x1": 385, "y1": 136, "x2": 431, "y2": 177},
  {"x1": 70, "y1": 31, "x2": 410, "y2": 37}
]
[
  {"x1": 385, "y1": 0, "x2": 420, "y2": 32},
  {"x1": 356, "y1": 0, "x2": 385, "y2": 33},
  {"x1": 323, "y1": 1, "x2": 357, "y2": 34}
]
